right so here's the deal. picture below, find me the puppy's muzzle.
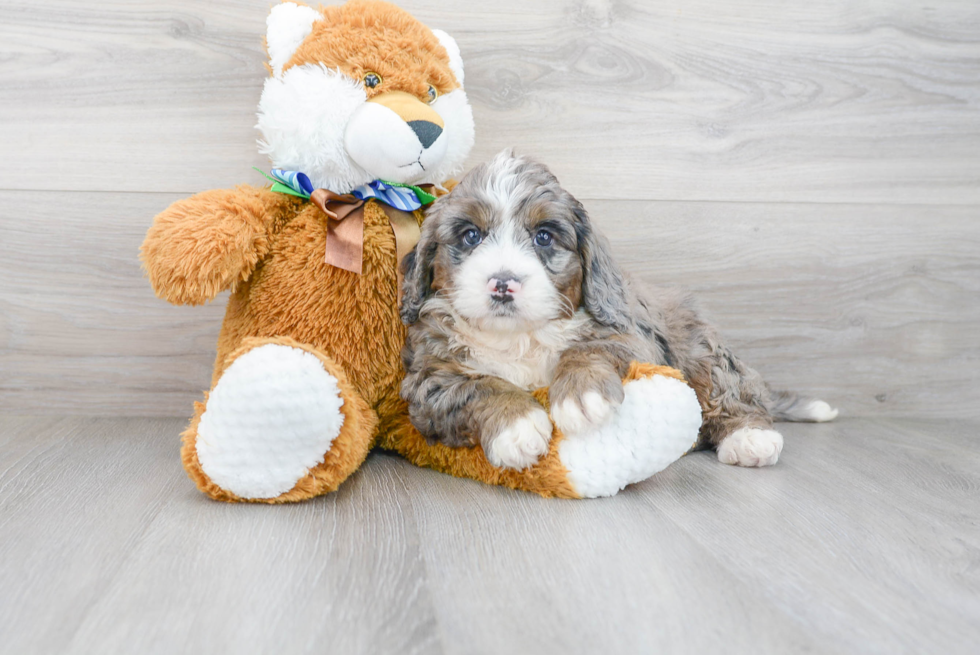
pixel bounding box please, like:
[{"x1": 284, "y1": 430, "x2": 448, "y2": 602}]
[{"x1": 487, "y1": 272, "x2": 523, "y2": 304}]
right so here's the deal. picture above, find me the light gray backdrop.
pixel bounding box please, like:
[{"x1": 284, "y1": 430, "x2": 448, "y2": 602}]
[{"x1": 1, "y1": 0, "x2": 978, "y2": 418}]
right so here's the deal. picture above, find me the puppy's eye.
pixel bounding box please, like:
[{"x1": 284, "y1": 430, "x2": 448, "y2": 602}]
[
  {"x1": 426, "y1": 85, "x2": 438, "y2": 104},
  {"x1": 534, "y1": 229, "x2": 554, "y2": 247},
  {"x1": 462, "y1": 228, "x2": 482, "y2": 247},
  {"x1": 363, "y1": 72, "x2": 382, "y2": 89}
]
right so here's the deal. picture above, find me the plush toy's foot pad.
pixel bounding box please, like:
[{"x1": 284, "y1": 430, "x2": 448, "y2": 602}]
[
  {"x1": 557, "y1": 373, "x2": 702, "y2": 498},
  {"x1": 196, "y1": 343, "x2": 346, "y2": 499}
]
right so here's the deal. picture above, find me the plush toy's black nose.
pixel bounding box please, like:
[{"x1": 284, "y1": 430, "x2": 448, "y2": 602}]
[{"x1": 407, "y1": 120, "x2": 443, "y2": 149}]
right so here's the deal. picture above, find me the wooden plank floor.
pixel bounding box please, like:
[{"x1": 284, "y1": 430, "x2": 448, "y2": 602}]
[{"x1": 1, "y1": 415, "x2": 978, "y2": 655}]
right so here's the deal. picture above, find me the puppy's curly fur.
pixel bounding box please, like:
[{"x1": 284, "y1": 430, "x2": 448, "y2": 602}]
[{"x1": 400, "y1": 150, "x2": 837, "y2": 470}]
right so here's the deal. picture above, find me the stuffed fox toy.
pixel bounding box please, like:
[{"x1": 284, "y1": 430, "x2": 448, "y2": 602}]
[{"x1": 140, "y1": 0, "x2": 701, "y2": 503}]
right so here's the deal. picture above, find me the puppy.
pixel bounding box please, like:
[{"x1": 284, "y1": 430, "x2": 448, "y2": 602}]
[{"x1": 399, "y1": 150, "x2": 837, "y2": 471}]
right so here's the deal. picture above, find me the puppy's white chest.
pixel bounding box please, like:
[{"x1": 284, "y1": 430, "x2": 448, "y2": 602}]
[
  {"x1": 464, "y1": 340, "x2": 558, "y2": 390},
  {"x1": 453, "y1": 316, "x2": 590, "y2": 391}
]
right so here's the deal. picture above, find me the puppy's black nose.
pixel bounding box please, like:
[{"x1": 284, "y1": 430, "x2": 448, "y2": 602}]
[
  {"x1": 487, "y1": 272, "x2": 522, "y2": 303},
  {"x1": 407, "y1": 120, "x2": 443, "y2": 149}
]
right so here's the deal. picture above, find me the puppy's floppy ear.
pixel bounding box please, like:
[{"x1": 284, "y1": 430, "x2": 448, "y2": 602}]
[
  {"x1": 400, "y1": 224, "x2": 439, "y2": 325},
  {"x1": 574, "y1": 204, "x2": 634, "y2": 332}
]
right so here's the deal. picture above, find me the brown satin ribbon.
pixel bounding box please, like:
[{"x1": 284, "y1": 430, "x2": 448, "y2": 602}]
[
  {"x1": 310, "y1": 189, "x2": 363, "y2": 274},
  {"x1": 382, "y1": 205, "x2": 423, "y2": 301},
  {"x1": 311, "y1": 186, "x2": 436, "y2": 301}
]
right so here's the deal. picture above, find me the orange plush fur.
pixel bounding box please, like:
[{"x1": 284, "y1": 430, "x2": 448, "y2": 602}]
[{"x1": 281, "y1": 1, "x2": 460, "y2": 100}]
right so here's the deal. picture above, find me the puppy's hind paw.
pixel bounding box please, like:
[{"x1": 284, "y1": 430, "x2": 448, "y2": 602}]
[
  {"x1": 485, "y1": 408, "x2": 552, "y2": 471},
  {"x1": 717, "y1": 428, "x2": 783, "y2": 467}
]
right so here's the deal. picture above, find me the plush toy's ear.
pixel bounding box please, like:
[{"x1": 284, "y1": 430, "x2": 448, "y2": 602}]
[
  {"x1": 431, "y1": 29, "x2": 465, "y2": 87},
  {"x1": 266, "y1": 2, "x2": 323, "y2": 76}
]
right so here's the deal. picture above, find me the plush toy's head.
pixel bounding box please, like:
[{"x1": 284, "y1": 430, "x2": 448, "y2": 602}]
[{"x1": 257, "y1": 0, "x2": 475, "y2": 193}]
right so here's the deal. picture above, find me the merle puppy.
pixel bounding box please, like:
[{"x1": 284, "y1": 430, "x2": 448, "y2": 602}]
[{"x1": 399, "y1": 150, "x2": 836, "y2": 471}]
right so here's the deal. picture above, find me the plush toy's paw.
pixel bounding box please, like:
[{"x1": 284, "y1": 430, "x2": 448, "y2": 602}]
[
  {"x1": 485, "y1": 408, "x2": 552, "y2": 471},
  {"x1": 141, "y1": 188, "x2": 277, "y2": 306},
  {"x1": 557, "y1": 371, "x2": 702, "y2": 498},
  {"x1": 716, "y1": 428, "x2": 783, "y2": 467},
  {"x1": 195, "y1": 343, "x2": 346, "y2": 499}
]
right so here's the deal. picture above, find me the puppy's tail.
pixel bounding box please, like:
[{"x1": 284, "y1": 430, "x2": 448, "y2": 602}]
[{"x1": 766, "y1": 390, "x2": 839, "y2": 423}]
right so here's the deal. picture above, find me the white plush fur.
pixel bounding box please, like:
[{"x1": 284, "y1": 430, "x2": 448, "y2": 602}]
[
  {"x1": 716, "y1": 427, "x2": 784, "y2": 467},
  {"x1": 485, "y1": 407, "x2": 552, "y2": 470},
  {"x1": 344, "y1": 101, "x2": 450, "y2": 184},
  {"x1": 196, "y1": 344, "x2": 346, "y2": 499},
  {"x1": 266, "y1": 2, "x2": 322, "y2": 76},
  {"x1": 431, "y1": 29, "x2": 464, "y2": 86},
  {"x1": 559, "y1": 375, "x2": 702, "y2": 498},
  {"x1": 257, "y1": 64, "x2": 370, "y2": 192}
]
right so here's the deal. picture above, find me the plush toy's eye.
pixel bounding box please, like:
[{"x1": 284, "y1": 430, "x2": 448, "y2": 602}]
[
  {"x1": 363, "y1": 72, "x2": 382, "y2": 89},
  {"x1": 534, "y1": 229, "x2": 554, "y2": 248},
  {"x1": 426, "y1": 85, "x2": 438, "y2": 104},
  {"x1": 462, "y1": 228, "x2": 482, "y2": 247}
]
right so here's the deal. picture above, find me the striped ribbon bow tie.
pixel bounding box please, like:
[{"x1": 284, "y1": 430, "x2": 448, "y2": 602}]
[
  {"x1": 261, "y1": 169, "x2": 436, "y2": 212},
  {"x1": 255, "y1": 169, "x2": 436, "y2": 290}
]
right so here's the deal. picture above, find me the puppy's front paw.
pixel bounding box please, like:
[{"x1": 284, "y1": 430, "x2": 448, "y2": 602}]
[
  {"x1": 550, "y1": 364, "x2": 625, "y2": 436},
  {"x1": 485, "y1": 408, "x2": 552, "y2": 471},
  {"x1": 551, "y1": 391, "x2": 616, "y2": 436},
  {"x1": 717, "y1": 427, "x2": 783, "y2": 467}
]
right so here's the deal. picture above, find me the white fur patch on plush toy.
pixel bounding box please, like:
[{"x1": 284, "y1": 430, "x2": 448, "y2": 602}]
[
  {"x1": 431, "y1": 29, "x2": 464, "y2": 85},
  {"x1": 266, "y1": 2, "x2": 323, "y2": 76},
  {"x1": 196, "y1": 344, "x2": 345, "y2": 499},
  {"x1": 558, "y1": 374, "x2": 702, "y2": 498},
  {"x1": 257, "y1": 64, "x2": 370, "y2": 193},
  {"x1": 344, "y1": 100, "x2": 451, "y2": 184}
]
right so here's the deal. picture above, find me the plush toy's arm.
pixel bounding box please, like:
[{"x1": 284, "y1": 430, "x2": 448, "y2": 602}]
[{"x1": 140, "y1": 185, "x2": 297, "y2": 305}]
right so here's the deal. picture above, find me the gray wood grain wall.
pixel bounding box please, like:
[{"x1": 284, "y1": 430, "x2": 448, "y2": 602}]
[{"x1": 1, "y1": 0, "x2": 978, "y2": 418}]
